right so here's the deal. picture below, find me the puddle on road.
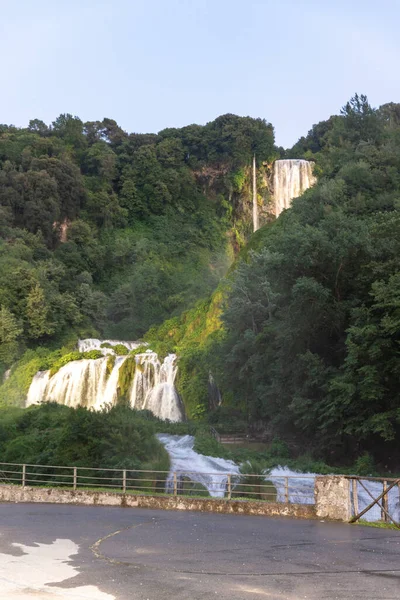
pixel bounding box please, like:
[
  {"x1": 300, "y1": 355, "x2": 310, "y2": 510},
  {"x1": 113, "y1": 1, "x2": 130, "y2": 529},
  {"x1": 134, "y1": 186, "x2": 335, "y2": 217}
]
[{"x1": 0, "y1": 538, "x2": 115, "y2": 599}]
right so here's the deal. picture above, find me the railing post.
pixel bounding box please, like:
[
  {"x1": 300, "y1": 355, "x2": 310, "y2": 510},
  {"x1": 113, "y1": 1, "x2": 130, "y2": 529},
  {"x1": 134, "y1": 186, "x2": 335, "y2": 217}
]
[
  {"x1": 352, "y1": 479, "x2": 359, "y2": 516},
  {"x1": 123, "y1": 469, "x2": 126, "y2": 493},
  {"x1": 22, "y1": 464, "x2": 26, "y2": 488},
  {"x1": 173, "y1": 472, "x2": 177, "y2": 496},
  {"x1": 227, "y1": 473, "x2": 231, "y2": 500},
  {"x1": 382, "y1": 480, "x2": 388, "y2": 522},
  {"x1": 73, "y1": 467, "x2": 77, "y2": 490},
  {"x1": 284, "y1": 477, "x2": 289, "y2": 504}
]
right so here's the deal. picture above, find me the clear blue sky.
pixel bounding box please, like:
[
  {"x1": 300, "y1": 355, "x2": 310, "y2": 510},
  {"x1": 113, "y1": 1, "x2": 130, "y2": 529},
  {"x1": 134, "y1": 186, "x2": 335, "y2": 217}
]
[{"x1": 1, "y1": 0, "x2": 399, "y2": 148}]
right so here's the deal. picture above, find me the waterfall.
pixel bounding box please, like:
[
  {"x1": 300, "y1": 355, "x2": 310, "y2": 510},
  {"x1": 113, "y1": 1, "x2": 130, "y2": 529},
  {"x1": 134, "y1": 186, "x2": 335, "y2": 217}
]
[
  {"x1": 130, "y1": 352, "x2": 184, "y2": 422},
  {"x1": 26, "y1": 340, "x2": 184, "y2": 422},
  {"x1": 273, "y1": 159, "x2": 316, "y2": 217},
  {"x1": 208, "y1": 372, "x2": 222, "y2": 410},
  {"x1": 157, "y1": 434, "x2": 239, "y2": 498},
  {"x1": 252, "y1": 154, "x2": 259, "y2": 232},
  {"x1": 78, "y1": 338, "x2": 142, "y2": 353},
  {"x1": 26, "y1": 356, "x2": 126, "y2": 411}
]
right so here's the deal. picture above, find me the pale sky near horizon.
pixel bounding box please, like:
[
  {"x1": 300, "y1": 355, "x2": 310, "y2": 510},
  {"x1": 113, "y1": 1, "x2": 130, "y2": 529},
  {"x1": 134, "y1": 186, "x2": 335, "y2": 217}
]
[{"x1": 1, "y1": 0, "x2": 399, "y2": 148}]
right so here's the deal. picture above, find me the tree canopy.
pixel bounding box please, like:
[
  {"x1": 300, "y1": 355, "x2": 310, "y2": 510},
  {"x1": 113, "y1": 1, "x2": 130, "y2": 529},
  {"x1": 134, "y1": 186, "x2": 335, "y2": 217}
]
[{"x1": 0, "y1": 112, "x2": 275, "y2": 371}]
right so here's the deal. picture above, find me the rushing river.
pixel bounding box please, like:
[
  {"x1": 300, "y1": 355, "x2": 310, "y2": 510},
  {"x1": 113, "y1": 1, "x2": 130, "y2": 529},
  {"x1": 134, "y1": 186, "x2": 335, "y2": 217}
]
[{"x1": 158, "y1": 434, "x2": 400, "y2": 522}]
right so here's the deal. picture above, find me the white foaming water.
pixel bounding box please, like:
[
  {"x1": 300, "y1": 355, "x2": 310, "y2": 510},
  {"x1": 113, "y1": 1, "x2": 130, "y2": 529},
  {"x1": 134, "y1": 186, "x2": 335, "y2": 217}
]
[
  {"x1": 26, "y1": 340, "x2": 184, "y2": 422},
  {"x1": 78, "y1": 338, "x2": 143, "y2": 353},
  {"x1": 131, "y1": 352, "x2": 184, "y2": 422},
  {"x1": 157, "y1": 434, "x2": 239, "y2": 497},
  {"x1": 26, "y1": 370, "x2": 50, "y2": 406},
  {"x1": 268, "y1": 466, "x2": 316, "y2": 505},
  {"x1": 26, "y1": 357, "x2": 126, "y2": 410},
  {"x1": 273, "y1": 159, "x2": 316, "y2": 216}
]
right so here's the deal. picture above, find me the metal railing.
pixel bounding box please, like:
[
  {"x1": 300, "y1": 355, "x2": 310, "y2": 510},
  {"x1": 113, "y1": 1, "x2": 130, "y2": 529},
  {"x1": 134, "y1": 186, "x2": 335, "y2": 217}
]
[{"x1": 0, "y1": 462, "x2": 315, "y2": 504}]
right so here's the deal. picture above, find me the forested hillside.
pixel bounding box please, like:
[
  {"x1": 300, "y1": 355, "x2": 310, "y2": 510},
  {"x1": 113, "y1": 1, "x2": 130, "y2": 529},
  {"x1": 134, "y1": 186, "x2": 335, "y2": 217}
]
[
  {"x1": 222, "y1": 97, "x2": 400, "y2": 462},
  {"x1": 148, "y1": 96, "x2": 400, "y2": 468},
  {"x1": 0, "y1": 113, "x2": 274, "y2": 375},
  {"x1": 1, "y1": 96, "x2": 400, "y2": 471}
]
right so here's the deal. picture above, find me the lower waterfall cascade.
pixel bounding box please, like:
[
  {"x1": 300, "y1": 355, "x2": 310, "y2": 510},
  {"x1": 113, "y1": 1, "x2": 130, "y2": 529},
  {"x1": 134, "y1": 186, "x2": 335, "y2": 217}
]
[
  {"x1": 157, "y1": 434, "x2": 240, "y2": 498},
  {"x1": 26, "y1": 339, "x2": 185, "y2": 422},
  {"x1": 273, "y1": 159, "x2": 316, "y2": 216}
]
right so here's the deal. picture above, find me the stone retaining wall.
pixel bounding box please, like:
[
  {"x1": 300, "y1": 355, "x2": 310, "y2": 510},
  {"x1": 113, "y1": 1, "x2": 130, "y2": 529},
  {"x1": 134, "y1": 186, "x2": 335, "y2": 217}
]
[{"x1": 0, "y1": 485, "x2": 316, "y2": 519}]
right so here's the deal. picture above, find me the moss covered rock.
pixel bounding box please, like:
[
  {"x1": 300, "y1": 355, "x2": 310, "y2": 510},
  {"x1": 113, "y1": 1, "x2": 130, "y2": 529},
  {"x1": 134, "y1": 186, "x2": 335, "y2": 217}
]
[{"x1": 117, "y1": 356, "x2": 137, "y2": 404}]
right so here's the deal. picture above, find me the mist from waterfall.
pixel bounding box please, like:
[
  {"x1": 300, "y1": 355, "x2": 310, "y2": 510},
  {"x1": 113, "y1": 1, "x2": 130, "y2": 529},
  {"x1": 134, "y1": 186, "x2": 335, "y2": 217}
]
[
  {"x1": 273, "y1": 159, "x2": 316, "y2": 216},
  {"x1": 26, "y1": 340, "x2": 184, "y2": 422}
]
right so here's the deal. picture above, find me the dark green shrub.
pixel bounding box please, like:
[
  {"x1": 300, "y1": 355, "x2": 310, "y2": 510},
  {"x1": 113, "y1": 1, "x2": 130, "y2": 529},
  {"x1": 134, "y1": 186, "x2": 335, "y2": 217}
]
[
  {"x1": 113, "y1": 344, "x2": 129, "y2": 356},
  {"x1": 232, "y1": 461, "x2": 277, "y2": 502}
]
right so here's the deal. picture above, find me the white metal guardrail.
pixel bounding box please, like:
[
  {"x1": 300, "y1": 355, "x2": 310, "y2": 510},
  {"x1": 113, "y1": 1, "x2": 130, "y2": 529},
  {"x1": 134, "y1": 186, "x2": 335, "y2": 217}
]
[{"x1": 0, "y1": 462, "x2": 315, "y2": 504}]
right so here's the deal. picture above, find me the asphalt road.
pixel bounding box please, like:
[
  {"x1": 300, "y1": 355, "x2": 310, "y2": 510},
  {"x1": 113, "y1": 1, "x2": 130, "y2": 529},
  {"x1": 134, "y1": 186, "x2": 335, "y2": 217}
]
[{"x1": 0, "y1": 503, "x2": 399, "y2": 599}]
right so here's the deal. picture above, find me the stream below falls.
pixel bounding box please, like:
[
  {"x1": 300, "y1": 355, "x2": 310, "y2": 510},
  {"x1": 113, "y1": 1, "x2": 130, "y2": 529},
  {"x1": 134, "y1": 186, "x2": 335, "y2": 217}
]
[{"x1": 158, "y1": 434, "x2": 400, "y2": 522}]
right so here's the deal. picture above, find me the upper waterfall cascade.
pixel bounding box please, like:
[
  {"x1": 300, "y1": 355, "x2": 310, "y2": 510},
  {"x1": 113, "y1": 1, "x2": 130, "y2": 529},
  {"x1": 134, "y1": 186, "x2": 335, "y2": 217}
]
[
  {"x1": 273, "y1": 159, "x2": 316, "y2": 216},
  {"x1": 77, "y1": 338, "x2": 142, "y2": 353},
  {"x1": 26, "y1": 339, "x2": 184, "y2": 422},
  {"x1": 252, "y1": 154, "x2": 259, "y2": 232}
]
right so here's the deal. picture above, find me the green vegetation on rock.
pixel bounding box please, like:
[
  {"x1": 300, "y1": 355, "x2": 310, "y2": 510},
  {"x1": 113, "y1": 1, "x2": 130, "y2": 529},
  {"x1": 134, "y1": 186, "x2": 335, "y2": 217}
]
[
  {"x1": 49, "y1": 349, "x2": 104, "y2": 376},
  {"x1": 112, "y1": 344, "x2": 129, "y2": 356},
  {"x1": 117, "y1": 356, "x2": 137, "y2": 404}
]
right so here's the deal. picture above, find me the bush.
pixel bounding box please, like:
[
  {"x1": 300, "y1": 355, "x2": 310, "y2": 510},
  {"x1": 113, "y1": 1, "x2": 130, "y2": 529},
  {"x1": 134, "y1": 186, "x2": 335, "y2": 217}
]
[
  {"x1": 113, "y1": 344, "x2": 129, "y2": 356},
  {"x1": 0, "y1": 403, "x2": 171, "y2": 475},
  {"x1": 193, "y1": 432, "x2": 232, "y2": 460},
  {"x1": 0, "y1": 348, "x2": 54, "y2": 406},
  {"x1": 83, "y1": 350, "x2": 104, "y2": 360},
  {"x1": 269, "y1": 437, "x2": 290, "y2": 458},
  {"x1": 232, "y1": 461, "x2": 277, "y2": 502},
  {"x1": 129, "y1": 345, "x2": 149, "y2": 357},
  {"x1": 49, "y1": 350, "x2": 103, "y2": 376},
  {"x1": 354, "y1": 452, "x2": 376, "y2": 477}
]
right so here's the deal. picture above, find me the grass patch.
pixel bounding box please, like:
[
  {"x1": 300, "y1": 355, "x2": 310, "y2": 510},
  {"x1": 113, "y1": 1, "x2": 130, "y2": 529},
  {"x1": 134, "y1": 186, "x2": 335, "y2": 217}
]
[{"x1": 353, "y1": 519, "x2": 399, "y2": 531}]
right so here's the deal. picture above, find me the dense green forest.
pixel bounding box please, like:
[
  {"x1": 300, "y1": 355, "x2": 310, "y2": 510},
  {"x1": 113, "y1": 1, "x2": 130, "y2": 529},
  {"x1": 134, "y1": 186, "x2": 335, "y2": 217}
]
[
  {"x1": 0, "y1": 112, "x2": 275, "y2": 373},
  {"x1": 1, "y1": 95, "x2": 400, "y2": 472},
  {"x1": 0, "y1": 403, "x2": 170, "y2": 470}
]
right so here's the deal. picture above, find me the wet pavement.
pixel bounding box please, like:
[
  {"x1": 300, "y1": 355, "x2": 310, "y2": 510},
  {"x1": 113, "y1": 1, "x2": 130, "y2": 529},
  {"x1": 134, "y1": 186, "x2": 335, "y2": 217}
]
[{"x1": 0, "y1": 503, "x2": 399, "y2": 599}]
